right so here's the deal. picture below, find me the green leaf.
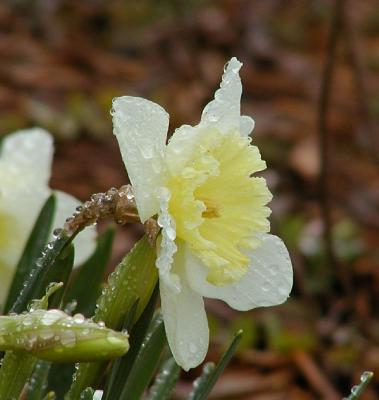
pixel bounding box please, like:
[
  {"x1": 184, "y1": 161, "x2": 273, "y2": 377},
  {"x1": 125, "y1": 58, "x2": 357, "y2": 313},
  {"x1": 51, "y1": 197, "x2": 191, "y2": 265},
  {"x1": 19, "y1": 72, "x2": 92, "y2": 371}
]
[
  {"x1": 47, "y1": 364, "x2": 76, "y2": 400},
  {"x1": 47, "y1": 226, "x2": 114, "y2": 400},
  {"x1": 0, "y1": 352, "x2": 37, "y2": 400},
  {"x1": 103, "y1": 286, "x2": 158, "y2": 400},
  {"x1": 64, "y1": 227, "x2": 115, "y2": 316},
  {"x1": 147, "y1": 357, "x2": 181, "y2": 400},
  {"x1": 9, "y1": 230, "x2": 74, "y2": 314},
  {"x1": 65, "y1": 236, "x2": 157, "y2": 400},
  {"x1": 45, "y1": 244, "x2": 75, "y2": 309},
  {"x1": 42, "y1": 392, "x2": 56, "y2": 400},
  {"x1": 187, "y1": 363, "x2": 215, "y2": 400},
  {"x1": 4, "y1": 195, "x2": 56, "y2": 313},
  {"x1": 345, "y1": 371, "x2": 374, "y2": 399},
  {"x1": 26, "y1": 360, "x2": 51, "y2": 400},
  {"x1": 119, "y1": 312, "x2": 166, "y2": 400},
  {"x1": 79, "y1": 387, "x2": 94, "y2": 400},
  {"x1": 187, "y1": 330, "x2": 243, "y2": 400}
]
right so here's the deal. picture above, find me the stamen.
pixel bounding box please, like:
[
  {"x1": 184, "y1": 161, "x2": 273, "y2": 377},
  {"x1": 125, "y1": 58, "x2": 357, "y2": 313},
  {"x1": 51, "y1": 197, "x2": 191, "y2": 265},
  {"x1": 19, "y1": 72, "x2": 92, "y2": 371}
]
[{"x1": 201, "y1": 198, "x2": 221, "y2": 219}]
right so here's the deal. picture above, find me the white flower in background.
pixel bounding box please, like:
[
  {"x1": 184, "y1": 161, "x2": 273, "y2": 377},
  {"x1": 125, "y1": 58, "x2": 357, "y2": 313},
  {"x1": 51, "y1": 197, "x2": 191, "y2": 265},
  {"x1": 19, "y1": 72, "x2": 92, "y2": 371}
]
[
  {"x1": 0, "y1": 128, "x2": 96, "y2": 306},
  {"x1": 112, "y1": 57, "x2": 293, "y2": 370}
]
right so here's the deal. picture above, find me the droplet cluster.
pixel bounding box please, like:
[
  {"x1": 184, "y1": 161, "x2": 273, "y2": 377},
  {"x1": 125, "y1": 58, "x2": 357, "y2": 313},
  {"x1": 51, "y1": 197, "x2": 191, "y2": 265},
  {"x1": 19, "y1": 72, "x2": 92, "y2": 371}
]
[
  {"x1": 0, "y1": 309, "x2": 129, "y2": 361},
  {"x1": 64, "y1": 185, "x2": 138, "y2": 235}
]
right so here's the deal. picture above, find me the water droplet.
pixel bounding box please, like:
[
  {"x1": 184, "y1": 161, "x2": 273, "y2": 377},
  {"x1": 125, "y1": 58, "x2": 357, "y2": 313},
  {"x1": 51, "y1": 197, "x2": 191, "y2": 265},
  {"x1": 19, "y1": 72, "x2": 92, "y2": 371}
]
[
  {"x1": 262, "y1": 280, "x2": 270, "y2": 292},
  {"x1": 351, "y1": 385, "x2": 359, "y2": 395},
  {"x1": 23, "y1": 316, "x2": 33, "y2": 326},
  {"x1": 61, "y1": 330, "x2": 76, "y2": 348},
  {"x1": 53, "y1": 228, "x2": 63, "y2": 238},
  {"x1": 223, "y1": 61, "x2": 230, "y2": 72},
  {"x1": 73, "y1": 314, "x2": 85, "y2": 324},
  {"x1": 269, "y1": 264, "x2": 278, "y2": 276},
  {"x1": 40, "y1": 330, "x2": 54, "y2": 340},
  {"x1": 189, "y1": 342, "x2": 197, "y2": 354},
  {"x1": 139, "y1": 144, "x2": 154, "y2": 159},
  {"x1": 41, "y1": 310, "x2": 65, "y2": 326},
  {"x1": 208, "y1": 112, "x2": 219, "y2": 122},
  {"x1": 360, "y1": 371, "x2": 372, "y2": 382}
]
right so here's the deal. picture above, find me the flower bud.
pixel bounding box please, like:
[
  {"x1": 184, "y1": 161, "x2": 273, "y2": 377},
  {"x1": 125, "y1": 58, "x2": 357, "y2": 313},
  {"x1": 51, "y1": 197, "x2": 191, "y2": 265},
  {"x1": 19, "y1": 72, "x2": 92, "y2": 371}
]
[{"x1": 0, "y1": 310, "x2": 129, "y2": 362}]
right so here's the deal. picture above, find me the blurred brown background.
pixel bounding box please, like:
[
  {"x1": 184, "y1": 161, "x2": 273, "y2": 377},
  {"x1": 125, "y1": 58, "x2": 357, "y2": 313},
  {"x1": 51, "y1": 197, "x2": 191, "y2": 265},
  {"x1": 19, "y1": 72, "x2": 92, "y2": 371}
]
[{"x1": 1, "y1": 0, "x2": 379, "y2": 398}]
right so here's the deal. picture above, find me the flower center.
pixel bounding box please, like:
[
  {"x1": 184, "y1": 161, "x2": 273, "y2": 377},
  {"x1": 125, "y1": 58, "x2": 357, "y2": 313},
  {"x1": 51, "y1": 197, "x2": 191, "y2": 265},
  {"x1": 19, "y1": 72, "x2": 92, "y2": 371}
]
[
  {"x1": 201, "y1": 198, "x2": 221, "y2": 219},
  {"x1": 165, "y1": 129, "x2": 272, "y2": 286}
]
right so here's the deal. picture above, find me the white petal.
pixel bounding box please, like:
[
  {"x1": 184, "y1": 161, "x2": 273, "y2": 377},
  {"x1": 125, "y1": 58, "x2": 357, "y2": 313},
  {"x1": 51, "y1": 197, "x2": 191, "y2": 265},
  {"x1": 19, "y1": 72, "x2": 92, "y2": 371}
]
[
  {"x1": 0, "y1": 130, "x2": 52, "y2": 303},
  {"x1": 93, "y1": 391, "x2": 103, "y2": 400},
  {"x1": 240, "y1": 115, "x2": 255, "y2": 136},
  {"x1": 186, "y1": 234, "x2": 293, "y2": 311},
  {"x1": 54, "y1": 191, "x2": 97, "y2": 266},
  {"x1": 0, "y1": 190, "x2": 47, "y2": 306},
  {"x1": 0, "y1": 128, "x2": 53, "y2": 186},
  {"x1": 201, "y1": 57, "x2": 242, "y2": 133},
  {"x1": 165, "y1": 123, "x2": 204, "y2": 184},
  {"x1": 155, "y1": 187, "x2": 179, "y2": 291},
  {"x1": 160, "y1": 244, "x2": 209, "y2": 370},
  {"x1": 112, "y1": 96, "x2": 169, "y2": 222}
]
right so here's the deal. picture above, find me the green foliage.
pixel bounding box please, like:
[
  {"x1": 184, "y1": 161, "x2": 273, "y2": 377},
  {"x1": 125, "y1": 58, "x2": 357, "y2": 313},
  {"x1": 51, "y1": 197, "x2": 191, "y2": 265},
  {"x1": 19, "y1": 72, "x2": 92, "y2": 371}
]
[
  {"x1": 63, "y1": 227, "x2": 115, "y2": 316},
  {"x1": 65, "y1": 236, "x2": 158, "y2": 399},
  {"x1": 0, "y1": 352, "x2": 37, "y2": 400},
  {"x1": 118, "y1": 313, "x2": 166, "y2": 400},
  {"x1": 188, "y1": 330, "x2": 243, "y2": 400},
  {"x1": 0, "y1": 199, "x2": 243, "y2": 400},
  {"x1": 9, "y1": 229, "x2": 75, "y2": 314},
  {"x1": 103, "y1": 288, "x2": 158, "y2": 400},
  {"x1": 147, "y1": 357, "x2": 181, "y2": 400},
  {"x1": 344, "y1": 371, "x2": 374, "y2": 399},
  {"x1": 4, "y1": 195, "x2": 56, "y2": 313},
  {"x1": 26, "y1": 360, "x2": 51, "y2": 400}
]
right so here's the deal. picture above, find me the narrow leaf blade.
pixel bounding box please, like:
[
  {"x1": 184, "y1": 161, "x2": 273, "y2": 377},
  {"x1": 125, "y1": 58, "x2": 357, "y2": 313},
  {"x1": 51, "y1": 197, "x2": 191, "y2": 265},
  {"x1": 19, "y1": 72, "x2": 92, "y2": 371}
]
[
  {"x1": 147, "y1": 357, "x2": 181, "y2": 400},
  {"x1": 64, "y1": 227, "x2": 115, "y2": 316},
  {"x1": 187, "y1": 330, "x2": 243, "y2": 400},
  {"x1": 119, "y1": 312, "x2": 166, "y2": 400},
  {"x1": 104, "y1": 285, "x2": 158, "y2": 400},
  {"x1": 4, "y1": 195, "x2": 56, "y2": 313}
]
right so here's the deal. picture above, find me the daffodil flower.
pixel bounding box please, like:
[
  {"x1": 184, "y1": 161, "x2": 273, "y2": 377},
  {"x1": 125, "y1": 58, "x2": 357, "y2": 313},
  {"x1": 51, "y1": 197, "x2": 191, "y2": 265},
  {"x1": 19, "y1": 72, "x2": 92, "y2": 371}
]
[
  {"x1": 112, "y1": 57, "x2": 293, "y2": 370},
  {"x1": 0, "y1": 128, "x2": 96, "y2": 306}
]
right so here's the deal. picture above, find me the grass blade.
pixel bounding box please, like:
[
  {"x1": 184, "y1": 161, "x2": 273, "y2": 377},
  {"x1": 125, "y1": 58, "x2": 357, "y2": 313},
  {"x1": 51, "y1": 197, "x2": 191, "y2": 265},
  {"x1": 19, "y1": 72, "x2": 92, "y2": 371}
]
[
  {"x1": 0, "y1": 247, "x2": 74, "y2": 400},
  {"x1": 65, "y1": 236, "x2": 157, "y2": 400},
  {"x1": 9, "y1": 231, "x2": 74, "y2": 314},
  {"x1": 4, "y1": 195, "x2": 56, "y2": 313},
  {"x1": 79, "y1": 387, "x2": 94, "y2": 400},
  {"x1": 26, "y1": 360, "x2": 51, "y2": 400},
  {"x1": 64, "y1": 227, "x2": 115, "y2": 316},
  {"x1": 103, "y1": 285, "x2": 158, "y2": 400},
  {"x1": 119, "y1": 312, "x2": 166, "y2": 400},
  {"x1": 147, "y1": 357, "x2": 181, "y2": 400},
  {"x1": 344, "y1": 371, "x2": 374, "y2": 399},
  {"x1": 0, "y1": 352, "x2": 37, "y2": 400},
  {"x1": 187, "y1": 330, "x2": 243, "y2": 400}
]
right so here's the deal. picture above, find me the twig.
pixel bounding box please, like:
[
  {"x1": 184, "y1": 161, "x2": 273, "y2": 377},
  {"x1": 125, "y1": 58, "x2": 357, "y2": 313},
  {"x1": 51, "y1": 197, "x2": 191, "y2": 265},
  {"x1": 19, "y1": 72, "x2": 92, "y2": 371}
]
[
  {"x1": 343, "y1": 2, "x2": 379, "y2": 162},
  {"x1": 292, "y1": 350, "x2": 340, "y2": 399},
  {"x1": 317, "y1": 0, "x2": 348, "y2": 290}
]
